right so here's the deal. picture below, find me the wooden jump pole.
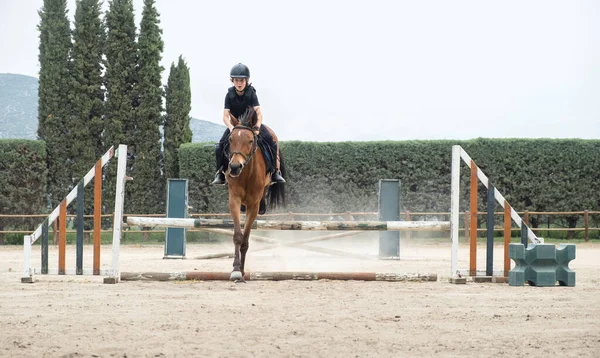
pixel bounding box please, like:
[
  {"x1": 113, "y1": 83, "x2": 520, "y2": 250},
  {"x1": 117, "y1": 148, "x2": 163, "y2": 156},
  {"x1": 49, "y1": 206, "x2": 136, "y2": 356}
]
[
  {"x1": 486, "y1": 185, "x2": 495, "y2": 277},
  {"x1": 120, "y1": 271, "x2": 438, "y2": 282},
  {"x1": 469, "y1": 160, "x2": 478, "y2": 276},
  {"x1": 58, "y1": 200, "x2": 66, "y2": 275},
  {"x1": 504, "y1": 203, "x2": 512, "y2": 277},
  {"x1": 93, "y1": 160, "x2": 102, "y2": 275},
  {"x1": 127, "y1": 217, "x2": 451, "y2": 231},
  {"x1": 76, "y1": 181, "x2": 84, "y2": 275}
]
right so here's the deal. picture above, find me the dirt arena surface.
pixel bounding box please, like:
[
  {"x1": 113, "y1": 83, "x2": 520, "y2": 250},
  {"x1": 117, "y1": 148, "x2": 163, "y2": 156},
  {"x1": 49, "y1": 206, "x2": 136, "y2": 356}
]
[{"x1": 1, "y1": 233, "x2": 599, "y2": 357}]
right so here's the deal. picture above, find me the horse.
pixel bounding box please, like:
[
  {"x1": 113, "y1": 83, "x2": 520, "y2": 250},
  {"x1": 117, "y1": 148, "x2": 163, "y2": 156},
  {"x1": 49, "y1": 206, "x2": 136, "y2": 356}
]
[{"x1": 225, "y1": 107, "x2": 286, "y2": 282}]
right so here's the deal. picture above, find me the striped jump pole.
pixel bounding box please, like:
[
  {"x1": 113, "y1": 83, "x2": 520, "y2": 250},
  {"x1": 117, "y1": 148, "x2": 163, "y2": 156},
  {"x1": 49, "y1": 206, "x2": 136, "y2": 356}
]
[
  {"x1": 126, "y1": 217, "x2": 451, "y2": 231},
  {"x1": 450, "y1": 145, "x2": 542, "y2": 282},
  {"x1": 120, "y1": 271, "x2": 438, "y2": 282},
  {"x1": 22, "y1": 144, "x2": 128, "y2": 284}
]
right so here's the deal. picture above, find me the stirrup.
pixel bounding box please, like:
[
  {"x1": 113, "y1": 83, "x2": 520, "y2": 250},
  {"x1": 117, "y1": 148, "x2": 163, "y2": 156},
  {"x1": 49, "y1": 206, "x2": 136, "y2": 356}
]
[
  {"x1": 270, "y1": 170, "x2": 286, "y2": 184},
  {"x1": 211, "y1": 171, "x2": 226, "y2": 185}
]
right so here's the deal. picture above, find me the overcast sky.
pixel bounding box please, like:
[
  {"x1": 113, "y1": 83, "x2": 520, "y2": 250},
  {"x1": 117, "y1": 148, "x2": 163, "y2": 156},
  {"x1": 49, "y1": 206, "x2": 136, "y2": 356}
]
[{"x1": 1, "y1": 1, "x2": 598, "y2": 141}]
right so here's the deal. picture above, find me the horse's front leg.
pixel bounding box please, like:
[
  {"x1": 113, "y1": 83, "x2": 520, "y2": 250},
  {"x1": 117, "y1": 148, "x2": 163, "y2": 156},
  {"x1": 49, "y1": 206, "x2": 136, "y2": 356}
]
[
  {"x1": 240, "y1": 202, "x2": 260, "y2": 277},
  {"x1": 228, "y1": 196, "x2": 244, "y2": 282}
]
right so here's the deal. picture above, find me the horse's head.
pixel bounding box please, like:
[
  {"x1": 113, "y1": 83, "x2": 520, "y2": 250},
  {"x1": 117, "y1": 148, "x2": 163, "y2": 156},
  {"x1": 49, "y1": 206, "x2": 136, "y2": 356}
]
[{"x1": 228, "y1": 106, "x2": 258, "y2": 177}]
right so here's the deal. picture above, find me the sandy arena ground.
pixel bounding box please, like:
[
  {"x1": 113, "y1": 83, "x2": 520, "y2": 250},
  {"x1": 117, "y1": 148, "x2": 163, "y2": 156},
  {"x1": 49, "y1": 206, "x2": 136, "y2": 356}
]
[{"x1": 1, "y1": 232, "x2": 599, "y2": 357}]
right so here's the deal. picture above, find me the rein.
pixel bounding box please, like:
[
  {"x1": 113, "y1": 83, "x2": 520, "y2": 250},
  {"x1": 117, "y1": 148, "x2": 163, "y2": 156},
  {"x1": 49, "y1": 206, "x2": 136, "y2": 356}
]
[{"x1": 228, "y1": 125, "x2": 258, "y2": 168}]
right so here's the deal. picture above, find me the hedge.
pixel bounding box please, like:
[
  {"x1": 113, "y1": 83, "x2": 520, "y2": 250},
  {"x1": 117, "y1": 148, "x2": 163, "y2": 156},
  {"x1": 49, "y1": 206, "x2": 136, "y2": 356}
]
[
  {"x1": 179, "y1": 138, "x2": 600, "y2": 231},
  {"x1": 0, "y1": 140, "x2": 47, "y2": 243}
]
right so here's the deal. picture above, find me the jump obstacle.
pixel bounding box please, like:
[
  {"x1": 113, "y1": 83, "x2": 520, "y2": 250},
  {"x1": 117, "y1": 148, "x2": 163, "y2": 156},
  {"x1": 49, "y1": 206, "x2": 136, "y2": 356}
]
[
  {"x1": 22, "y1": 144, "x2": 549, "y2": 284},
  {"x1": 123, "y1": 217, "x2": 448, "y2": 282},
  {"x1": 21, "y1": 145, "x2": 128, "y2": 284},
  {"x1": 129, "y1": 144, "x2": 541, "y2": 283},
  {"x1": 161, "y1": 178, "x2": 405, "y2": 259}
]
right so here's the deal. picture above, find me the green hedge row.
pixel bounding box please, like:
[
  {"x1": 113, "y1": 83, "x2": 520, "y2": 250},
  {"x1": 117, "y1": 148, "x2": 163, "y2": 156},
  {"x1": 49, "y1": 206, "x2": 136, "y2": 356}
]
[
  {"x1": 179, "y1": 139, "x2": 600, "y2": 227},
  {"x1": 2, "y1": 138, "x2": 599, "y2": 240},
  {"x1": 0, "y1": 140, "x2": 47, "y2": 242}
]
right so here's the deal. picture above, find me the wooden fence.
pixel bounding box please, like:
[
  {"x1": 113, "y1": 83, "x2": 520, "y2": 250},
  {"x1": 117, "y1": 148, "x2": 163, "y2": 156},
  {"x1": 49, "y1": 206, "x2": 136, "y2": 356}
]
[{"x1": 1, "y1": 210, "x2": 599, "y2": 242}]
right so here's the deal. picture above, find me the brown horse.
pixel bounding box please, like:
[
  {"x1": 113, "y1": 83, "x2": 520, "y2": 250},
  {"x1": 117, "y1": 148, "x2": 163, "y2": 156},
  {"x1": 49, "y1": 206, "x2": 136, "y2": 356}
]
[{"x1": 226, "y1": 107, "x2": 285, "y2": 281}]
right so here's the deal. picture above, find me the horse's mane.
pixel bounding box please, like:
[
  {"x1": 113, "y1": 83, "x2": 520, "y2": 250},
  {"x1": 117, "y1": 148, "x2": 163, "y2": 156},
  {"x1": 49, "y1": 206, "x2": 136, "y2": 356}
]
[{"x1": 238, "y1": 106, "x2": 256, "y2": 127}]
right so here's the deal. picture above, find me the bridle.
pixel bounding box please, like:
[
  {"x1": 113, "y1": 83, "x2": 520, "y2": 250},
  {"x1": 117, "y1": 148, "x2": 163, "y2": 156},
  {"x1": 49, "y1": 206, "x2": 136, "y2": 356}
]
[{"x1": 228, "y1": 125, "x2": 258, "y2": 169}]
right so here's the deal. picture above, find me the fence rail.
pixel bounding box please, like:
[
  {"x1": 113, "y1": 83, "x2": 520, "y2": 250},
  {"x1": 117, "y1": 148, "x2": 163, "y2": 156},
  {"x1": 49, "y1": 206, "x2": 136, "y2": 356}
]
[
  {"x1": 2, "y1": 210, "x2": 599, "y2": 242},
  {"x1": 3, "y1": 210, "x2": 599, "y2": 218}
]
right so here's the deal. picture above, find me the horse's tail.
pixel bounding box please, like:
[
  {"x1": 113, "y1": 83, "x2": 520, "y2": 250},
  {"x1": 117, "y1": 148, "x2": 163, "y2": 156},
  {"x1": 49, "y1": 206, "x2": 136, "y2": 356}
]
[{"x1": 268, "y1": 151, "x2": 286, "y2": 209}]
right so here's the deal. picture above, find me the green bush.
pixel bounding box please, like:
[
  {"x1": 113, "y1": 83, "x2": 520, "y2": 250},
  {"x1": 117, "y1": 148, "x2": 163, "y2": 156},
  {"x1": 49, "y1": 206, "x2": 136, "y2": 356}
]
[
  {"x1": 1, "y1": 233, "x2": 25, "y2": 245},
  {"x1": 180, "y1": 139, "x2": 600, "y2": 216},
  {"x1": 0, "y1": 140, "x2": 47, "y2": 241},
  {"x1": 178, "y1": 139, "x2": 600, "y2": 241}
]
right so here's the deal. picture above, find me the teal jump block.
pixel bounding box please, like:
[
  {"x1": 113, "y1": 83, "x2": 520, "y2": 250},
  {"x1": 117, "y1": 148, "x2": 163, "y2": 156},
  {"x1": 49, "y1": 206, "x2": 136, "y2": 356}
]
[{"x1": 508, "y1": 243, "x2": 576, "y2": 287}]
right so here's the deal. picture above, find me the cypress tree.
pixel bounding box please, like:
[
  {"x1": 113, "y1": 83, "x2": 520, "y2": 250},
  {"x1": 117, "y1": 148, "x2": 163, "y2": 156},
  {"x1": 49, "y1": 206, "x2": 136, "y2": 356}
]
[
  {"x1": 70, "y1": 0, "x2": 105, "y2": 179},
  {"x1": 132, "y1": 0, "x2": 165, "y2": 214},
  {"x1": 164, "y1": 56, "x2": 192, "y2": 179},
  {"x1": 37, "y1": 0, "x2": 72, "y2": 207},
  {"x1": 104, "y1": 0, "x2": 138, "y2": 213}
]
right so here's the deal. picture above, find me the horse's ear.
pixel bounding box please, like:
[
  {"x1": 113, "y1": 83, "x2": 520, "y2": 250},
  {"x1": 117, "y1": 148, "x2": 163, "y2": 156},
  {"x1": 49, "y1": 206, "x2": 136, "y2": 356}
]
[
  {"x1": 229, "y1": 113, "x2": 239, "y2": 127},
  {"x1": 249, "y1": 107, "x2": 258, "y2": 127}
]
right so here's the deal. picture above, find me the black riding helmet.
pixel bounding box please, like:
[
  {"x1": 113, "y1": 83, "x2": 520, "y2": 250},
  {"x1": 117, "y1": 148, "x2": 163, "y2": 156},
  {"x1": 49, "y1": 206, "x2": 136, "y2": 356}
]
[{"x1": 230, "y1": 63, "x2": 250, "y2": 78}]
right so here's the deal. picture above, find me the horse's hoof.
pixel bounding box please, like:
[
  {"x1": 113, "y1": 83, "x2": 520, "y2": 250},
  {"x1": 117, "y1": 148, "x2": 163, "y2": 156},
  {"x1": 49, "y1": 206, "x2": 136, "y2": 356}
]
[{"x1": 230, "y1": 271, "x2": 243, "y2": 281}]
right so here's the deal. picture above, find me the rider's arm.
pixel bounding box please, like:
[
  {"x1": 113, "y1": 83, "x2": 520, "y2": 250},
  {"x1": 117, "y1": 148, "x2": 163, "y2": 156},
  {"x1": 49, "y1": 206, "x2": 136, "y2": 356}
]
[
  {"x1": 223, "y1": 92, "x2": 234, "y2": 130},
  {"x1": 250, "y1": 89, "x2": 262, "y2": 130},
  {"x1": 223, "y1": 109, "x2": 234, "y2": 131},
  {"x1": 254, "y1": 106, "x2": 263, "y2": 129}
]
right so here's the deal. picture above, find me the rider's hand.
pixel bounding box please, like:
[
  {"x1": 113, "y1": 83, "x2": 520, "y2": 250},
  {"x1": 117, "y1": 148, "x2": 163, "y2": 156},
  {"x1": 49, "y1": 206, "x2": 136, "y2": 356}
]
[{"x1": 252, "y1": 125, "x2": 260, "y2": 134}]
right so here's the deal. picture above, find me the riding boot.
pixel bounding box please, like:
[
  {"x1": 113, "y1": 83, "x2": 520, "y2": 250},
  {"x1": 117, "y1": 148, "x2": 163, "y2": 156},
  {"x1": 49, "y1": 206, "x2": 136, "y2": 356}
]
[
  {"x1": 211, "y1": 145, "x2": 227, "y2": 185},
  {"x1": 270, "y1": 144, "x2": 286, "y2": 184},
  {"x1": 271, "y1": 170, "x2": 285, "y2": 183}
]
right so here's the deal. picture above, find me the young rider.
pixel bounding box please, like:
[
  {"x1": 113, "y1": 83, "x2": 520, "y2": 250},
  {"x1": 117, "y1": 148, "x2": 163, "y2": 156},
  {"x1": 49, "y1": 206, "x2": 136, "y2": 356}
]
[{"x1": 212, "y1": 63, "x2": 286, "y2": 185}]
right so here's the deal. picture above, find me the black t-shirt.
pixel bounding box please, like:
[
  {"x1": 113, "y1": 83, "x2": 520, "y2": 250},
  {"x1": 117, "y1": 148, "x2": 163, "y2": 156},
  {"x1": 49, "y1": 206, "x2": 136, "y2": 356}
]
[{"x1": 224, "y1": 85, "x2": 260, "y2": 119}]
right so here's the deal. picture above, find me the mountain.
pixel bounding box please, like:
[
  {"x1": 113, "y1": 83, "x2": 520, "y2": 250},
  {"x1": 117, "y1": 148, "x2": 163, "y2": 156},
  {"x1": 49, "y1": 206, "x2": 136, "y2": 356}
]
[
  {"x1": 189, "y1": 117, "x2": 225, "y2": 143},
  {"x1": 0, "y1": 73, "x2": 38, "y2": 139},
  {"x1": 0, "y1": 73, "x2": 225, "y2": 143}
]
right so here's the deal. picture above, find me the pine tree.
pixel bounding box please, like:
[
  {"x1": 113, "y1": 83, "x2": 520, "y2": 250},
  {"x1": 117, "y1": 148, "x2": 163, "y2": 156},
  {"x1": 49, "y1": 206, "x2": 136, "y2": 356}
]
[
  {"x1": 164, "y1": 56, "x2": 192, "y2": 179},
  {"x1": 103, "y1": 0, "x2": 138, "y2": 213},
  {"x1": 132, "y1": 0, "x2": 165, "y2": 214},
  {"x1": 67, "y1": 0, "x2": 106, "y2": 229},
  {"x1": 70, "y1": 0, "x2": 105, "y2": 179},
  {"x1": 37, "y1": 0, "x2": 72, "y2": 207}
]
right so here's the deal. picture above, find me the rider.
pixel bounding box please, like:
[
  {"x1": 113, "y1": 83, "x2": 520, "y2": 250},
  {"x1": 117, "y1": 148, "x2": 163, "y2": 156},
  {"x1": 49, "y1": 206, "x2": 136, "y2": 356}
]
[{"x1": 212, "y1": 63, "x2": 286, "y2": 185}]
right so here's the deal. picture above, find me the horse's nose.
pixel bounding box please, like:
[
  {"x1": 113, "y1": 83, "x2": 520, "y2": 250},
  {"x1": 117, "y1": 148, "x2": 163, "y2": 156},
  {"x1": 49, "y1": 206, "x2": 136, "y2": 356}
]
[{"x1": 230, "y1": 162, "x2": 242, "y2": 175}]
